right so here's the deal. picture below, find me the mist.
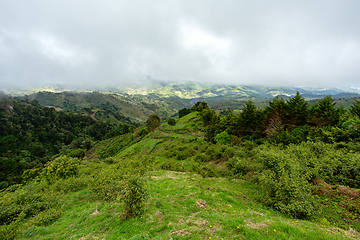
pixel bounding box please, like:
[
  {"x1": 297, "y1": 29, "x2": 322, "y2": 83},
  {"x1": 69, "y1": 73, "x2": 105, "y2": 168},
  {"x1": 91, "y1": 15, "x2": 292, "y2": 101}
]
[{"x1": 1, "y1": 0, "x2": 360, "y2": 90}]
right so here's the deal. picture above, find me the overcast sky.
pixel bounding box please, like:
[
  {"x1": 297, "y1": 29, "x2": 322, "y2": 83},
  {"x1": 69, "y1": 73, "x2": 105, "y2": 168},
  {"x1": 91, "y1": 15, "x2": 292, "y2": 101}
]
[{"x1": 1, "y1": 0, "x2": 360, "y2": 89}]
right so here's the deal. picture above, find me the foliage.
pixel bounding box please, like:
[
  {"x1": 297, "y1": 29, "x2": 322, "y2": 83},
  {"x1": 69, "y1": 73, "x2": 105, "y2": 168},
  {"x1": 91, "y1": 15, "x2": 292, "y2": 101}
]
[
  {"x1": 309, "y1": 96, "x2": 340, "y2": 127},
  {"x1": 257, "y1": 142, "x2": 360, "y2": 219},
  {"x1": 214, "y1": 131, "x2": 231, "y2": 144},
  {"x1": 146, "y1": 114, "x2": 161, "y2": 138},
  {"x1": 350, "y1": 99, "x2": 360, "y2": 118},
  {"x1": 178, "y1": 107, "x2": 191, "y2": 118},
  {"x1": 0, "y1": 181, "x2": 61, "y2": 227},
  {"x1": 167, "y1": 117, "x2": 176, "y2": 127},
  {"x1": 285, "y1": 92, "x2": 309, "y2": 129},
  {"x1": 122, "y1": 176, "x2": 148, "y2": 219},
  {"x1": 167, "y1": 117, "x2": 176, "y2": 133},
  {"x1": 87, "y1": 163, "x2": 126, "y2": 201},
  {"x1": 190, "y1": 101, "x2": 210, "y2": 112},
  {"x1": 234, "y1": 99, "x2": 265, "y2": 138},
  {"x1": 0, "y1": 97, "x2": 118, "y2": 186},
  {"x1": 42, "y1": 156, "x2": 80, "y2": 183}
]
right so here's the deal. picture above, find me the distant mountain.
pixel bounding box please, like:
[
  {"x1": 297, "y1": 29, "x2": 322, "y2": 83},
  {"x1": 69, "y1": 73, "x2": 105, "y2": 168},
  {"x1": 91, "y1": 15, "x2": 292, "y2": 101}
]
[{"x1": 3, "y1": 82, "x2": 360, "y2": 119}]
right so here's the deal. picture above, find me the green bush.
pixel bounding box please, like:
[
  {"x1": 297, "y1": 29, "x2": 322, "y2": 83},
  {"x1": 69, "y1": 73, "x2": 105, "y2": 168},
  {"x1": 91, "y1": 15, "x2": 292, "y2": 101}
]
[
  {"x1": 159, "y1": 159, "x2": 183, "y2": 172},
  {"x1": 193, "y1": 153, "x2": 210, "y2": 163},
  {"x1": 190, "y1": 161, "x2": 219, "y2": 178},
  {"x1": 256, "y1": 141, "x2": 360, "y2": 219},
  {"x1": 49, "y1": 176, "x2": 89, "y2": 193},
  {"x1": 176, "y1": 148, "x2": 195, "y2": 160},
  {"x1": 214, "y1": 131, "x2": 231, "y2": 144},
  {"x1": 28, "y1": 208, "x2": 61, "y2": 226},
  {"x1": 42, "y1": 156, "x2": 80, "y2": 183},
  {"x1": 122, "y1": 176, "x2": 148, "y2": 219},
  {"x1": 0, "y1": 181, "x2": 60, "y2": 226},
  {"x1": 0, "y1": 215, "x2": 23, "y2": 240},
  {"x1": 205, "y1": 146, "x2": 223, "y2": 159},
  {"x1": 223, "y1": 147, "x2": 236, "y2": 158},
  {"x1": 22, "y1": 168, "x2": 41, "y2": 183},
  {"x1": 88, "y1": 164, "x2": 125, "y2": 201},
  {"x1": 232, "y1": 157, "x2": 263, "y2": 178}
]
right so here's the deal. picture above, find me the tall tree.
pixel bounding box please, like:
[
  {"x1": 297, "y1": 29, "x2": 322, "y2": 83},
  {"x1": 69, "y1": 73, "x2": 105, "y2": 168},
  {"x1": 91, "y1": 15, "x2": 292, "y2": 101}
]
[
  {"x1": 236, "y1": 100, "x2": 265, "y2": 138},
  {"x1": 309, "y1": 96, "x2": 340, "y2": 127},
  {"x1": 264, "y1": 96, "x2": 287, "y2": 137},
  {"x1": 285, "y1": 92, "x2": 309, "y2": 129},
  {"x1": 350, "y1": 99, "x2": 360, "y2": 118},
  {"x1": 167, "y1": 118, "x2": 176, "y2": 133},
  {"x1": 147, "y1": 114, "x2": 161, "y2": 138}
]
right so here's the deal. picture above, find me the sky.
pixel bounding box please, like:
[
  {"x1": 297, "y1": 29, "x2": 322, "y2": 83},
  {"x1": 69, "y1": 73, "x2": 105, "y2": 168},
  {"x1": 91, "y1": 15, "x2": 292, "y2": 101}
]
[{"x1": 1, "y1": 0, "x2": 360, "y2": 89}]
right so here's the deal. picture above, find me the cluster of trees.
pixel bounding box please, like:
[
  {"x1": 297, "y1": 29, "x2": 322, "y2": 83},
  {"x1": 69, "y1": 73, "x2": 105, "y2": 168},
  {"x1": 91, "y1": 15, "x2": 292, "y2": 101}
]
[
  {"x1": 180, "y1": 93, "x2": 360, "y2": 144},
  {"x1": 0, "y1": 97, "x2": 126, "y2": 187}
]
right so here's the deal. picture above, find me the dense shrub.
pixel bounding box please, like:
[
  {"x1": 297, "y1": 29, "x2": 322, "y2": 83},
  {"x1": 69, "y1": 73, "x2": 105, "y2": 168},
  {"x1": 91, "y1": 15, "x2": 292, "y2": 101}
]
[
  {"x1": 122, "y1": 176, "x2": 148, "y2": 219},
  {"x1": 193, "y1": 153, "x2": 211, "y2": 163},
  {"x1": 232, "y1": 157, "x2": 263, "y2": 178},
  {"x1": 256, "y1": 142, "x2": 360, "y2": 219},
  {"x1": 88, "y1": 164, "x2": 125, "y2": 201},
  {"x1": 27, "y1": 208, "x2": 61, "y2": 226},
  {"x1": 205, "y1": 146, "x2": 223, "y2": 159},
  {"x1": 42, "y1": 156, "x2": 80, "y2": 183},
  {"x1": 176, "y1": 149, "x2": 195, "y2": 160},
  {"x1": 49, "y1": 176, "x2": 89, "y2": 193},
  {"x1": 191, "y1": 162, "x2": 217, "y2": 178},
  {"x1": 223, "y1": 147, "x2": 236, "y2": 158},
  {"x1": 214, "y1": 131, "x2": 231, "y2": 144},
  {"x1": 0, "y1": 181, "x2": 61, "y2": 226}
]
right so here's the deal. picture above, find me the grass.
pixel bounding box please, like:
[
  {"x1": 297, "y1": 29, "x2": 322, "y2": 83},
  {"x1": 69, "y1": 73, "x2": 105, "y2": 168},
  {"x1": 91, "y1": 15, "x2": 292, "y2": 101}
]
[
  {"x1": 3, "y1": 111, "x2": 359, "y2": 239},
  {"x1": 15, "y1": 170, "x2": 357, "y2": 240}
]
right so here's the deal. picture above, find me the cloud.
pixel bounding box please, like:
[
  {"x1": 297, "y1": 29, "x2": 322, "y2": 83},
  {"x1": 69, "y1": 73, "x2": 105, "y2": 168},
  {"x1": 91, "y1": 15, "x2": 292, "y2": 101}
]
[{"x1": 1, "y1": 0, "x2": 360, "y2": 89}]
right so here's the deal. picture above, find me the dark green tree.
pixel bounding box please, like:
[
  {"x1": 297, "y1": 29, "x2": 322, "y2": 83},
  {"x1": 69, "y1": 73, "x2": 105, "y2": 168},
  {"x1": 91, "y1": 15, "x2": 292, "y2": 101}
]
[
  {"x1": 147, "y1": 114, "x2": 161, "y2": 138},
  {"x1": 285, "y1": 92, "x2": 309, "y2": 129},
  {"x1": 190, "y1": 101, "x2": 210, "y2": 112},
  {"x1": 309, "y1": 96, "x2": 340, "y2": 127},
  {"x1": 178, "y1": 108, "x2": 191, "y2": 118},
  {"x1": 350, "y1": 99, "x2": 360, "y2": 118},
  {"x1": 201, "y1": 109, "x2": 218, "y2": 126},
  {"x1": 167, "y1": 118, "x2": 176, "y2": 133},
  {"x1": 122, "y1": 124, "x2": 130, "y2": 134},
  {"x1": 264, "y1": 96, "x2": 287, "y2": 138},
  {"x1": 235, "y1": 100, "x2": 265, "y2": 138}
]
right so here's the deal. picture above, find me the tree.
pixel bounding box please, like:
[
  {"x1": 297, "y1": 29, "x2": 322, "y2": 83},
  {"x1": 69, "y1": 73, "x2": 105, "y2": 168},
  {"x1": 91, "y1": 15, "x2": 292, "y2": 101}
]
[
  {"x1": 122, "y1": 124, "x2": 130, "y2": 134},
  {"x1": 285, "y1": 92, "x2": 309, "y2": 129},
  {"x1": 235, "y1": 100, "x2": 265, "y2": 138},
  {"x1": 190, "y1": 101, "x2": 210, "y2": 112},
  {"x1": 167, "y1": 118, "x2": 176, "y2": 133},
  {"x1": 309, "y1": 96, "x2": 340, "y2": 127},
  {"x1": 214, "y1": 131, "x2": 231, "y2": 144},
  {"x1": 350, "y1": 99, "x2": 360, "y2": 118},
  {"x1": 147, "y1": 114, "x2": 161, "y2": 138},
  {"x1": 264, "y1": 96, "x2": 287, "y2": 138},
  {"x1": 179, "y1": 108, "x2": 191, "y2": 118}
]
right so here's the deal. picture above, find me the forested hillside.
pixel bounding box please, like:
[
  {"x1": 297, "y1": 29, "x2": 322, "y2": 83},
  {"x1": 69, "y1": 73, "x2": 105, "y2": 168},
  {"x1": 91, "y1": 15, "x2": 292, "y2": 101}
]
[
  {"x1": 0, "y1": 97, "x2": 123, "y2": 187},
  {"x1": 1, "y1": 92, "x2": 360, "y2": 239}
]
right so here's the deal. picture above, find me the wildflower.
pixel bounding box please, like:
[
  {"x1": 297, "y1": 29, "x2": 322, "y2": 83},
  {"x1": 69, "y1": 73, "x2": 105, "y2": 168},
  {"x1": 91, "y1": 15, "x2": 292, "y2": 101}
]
[{"x1": 274, "y1": 229, "x2": 276, "y2": 232}]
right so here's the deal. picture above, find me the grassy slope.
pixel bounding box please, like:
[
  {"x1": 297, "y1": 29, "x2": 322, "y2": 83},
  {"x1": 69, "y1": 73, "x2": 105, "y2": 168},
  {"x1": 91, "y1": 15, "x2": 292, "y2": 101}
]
[
  {"x1": 20, "y1": 171, "x2": 356, "y2": 240},
  {"x1": 10, "y1": 112, "x2": 358, "y2": 240}
]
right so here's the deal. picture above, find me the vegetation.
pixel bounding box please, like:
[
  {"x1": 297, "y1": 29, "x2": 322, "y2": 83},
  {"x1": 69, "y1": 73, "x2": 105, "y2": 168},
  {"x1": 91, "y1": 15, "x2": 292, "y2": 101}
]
[
  {"x1": 146, "y1": 114, "x2": 161, "y2": 138},
  {"x1": 1, "y1": 90, "x2": 360, "y2": 239},
  {"x1": 0, "y1": 97, "x2": 124, "y2": 187}
]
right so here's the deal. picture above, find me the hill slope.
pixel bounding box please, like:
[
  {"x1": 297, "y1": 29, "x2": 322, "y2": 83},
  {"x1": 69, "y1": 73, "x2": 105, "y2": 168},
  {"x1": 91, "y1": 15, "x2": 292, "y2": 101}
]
[{"x1": 2, "y1": 111, "x2": 359, "y2": 239}]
